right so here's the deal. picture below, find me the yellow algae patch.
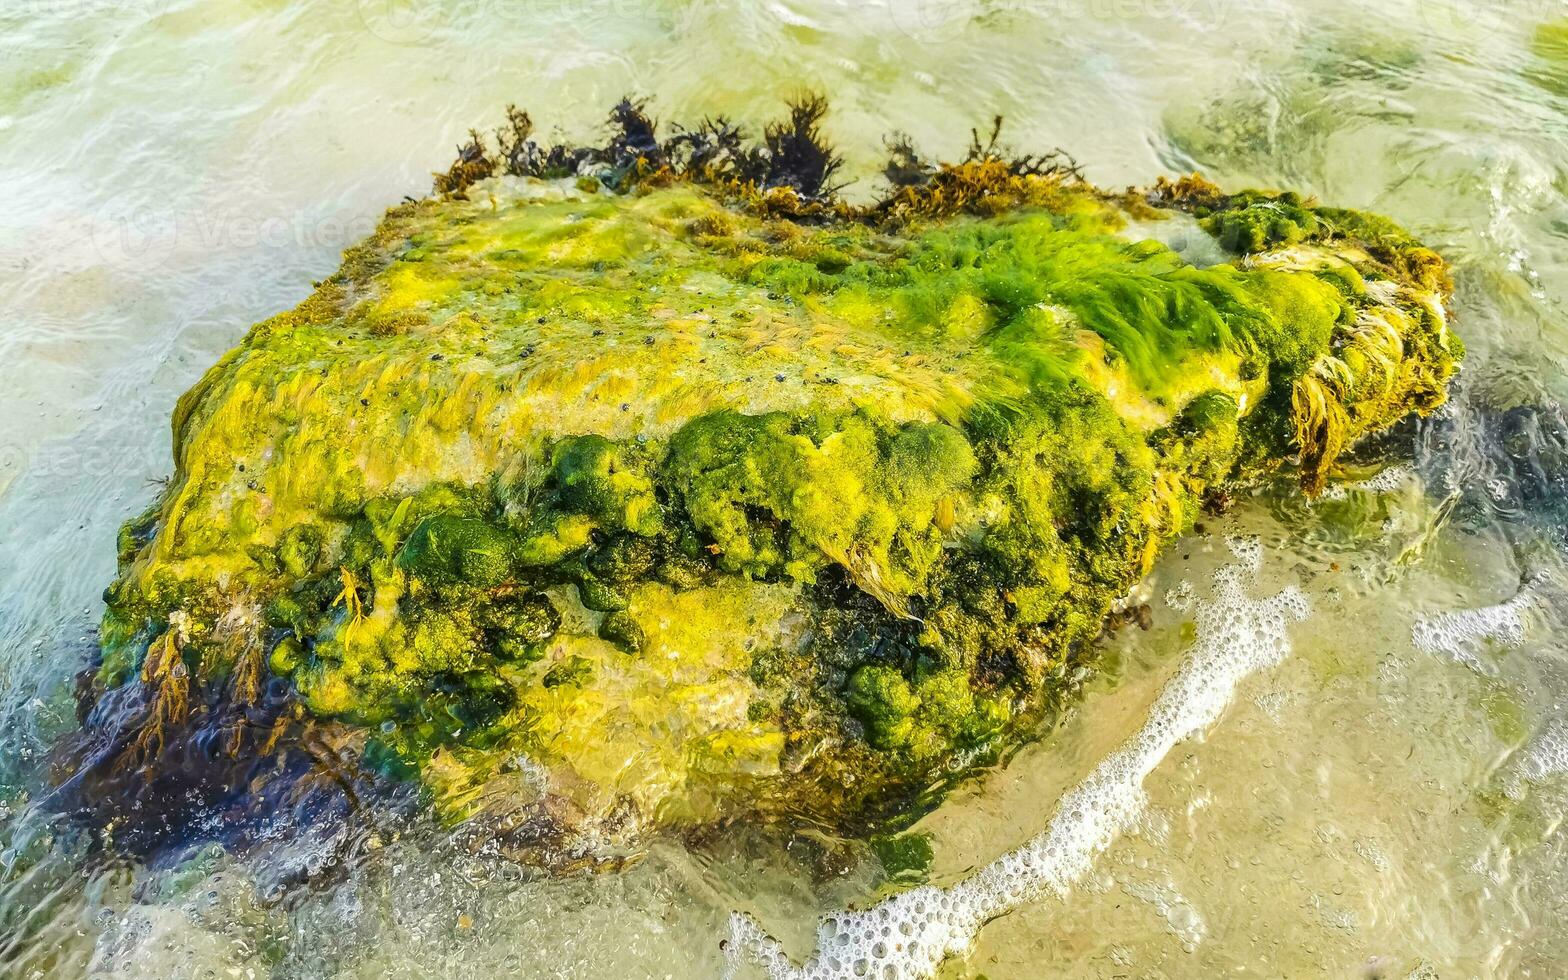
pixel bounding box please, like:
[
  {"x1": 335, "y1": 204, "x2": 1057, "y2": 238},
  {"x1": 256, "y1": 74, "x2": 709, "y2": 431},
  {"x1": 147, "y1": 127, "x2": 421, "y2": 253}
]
[{"x1": 445, "y1": 580, "x2": 803, "y2": 827}]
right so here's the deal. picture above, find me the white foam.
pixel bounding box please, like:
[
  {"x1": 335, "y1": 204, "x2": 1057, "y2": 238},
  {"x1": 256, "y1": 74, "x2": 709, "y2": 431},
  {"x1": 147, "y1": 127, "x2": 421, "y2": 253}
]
[
  {"x1": 1515, "y1": 719, "x2": 1568, "y2": 784},
  {"x1": 1352, "y1": 463, "x2": 1414, "y2": 495},
  {"x1": 1409, "y1": 585, "x2": 1536, "y2": 674},
  {"x1": 721, "y1": 538, "x2": 1308, "y2": 980}
]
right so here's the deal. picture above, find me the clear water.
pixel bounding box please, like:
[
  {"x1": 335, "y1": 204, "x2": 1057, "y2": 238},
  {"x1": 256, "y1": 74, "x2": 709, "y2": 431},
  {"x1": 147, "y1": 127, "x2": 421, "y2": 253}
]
[{"x1": 3, "y1": 1, "x2": 1568, "y2": 976}]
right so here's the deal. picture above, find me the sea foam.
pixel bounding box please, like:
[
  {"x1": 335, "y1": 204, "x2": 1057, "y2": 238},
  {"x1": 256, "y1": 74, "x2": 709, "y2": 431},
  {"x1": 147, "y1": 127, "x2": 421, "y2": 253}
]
[
  {"x1": 721, "y1": 538, "x2": 1308, "y2": 979},
  {"x1": 1409, "y1": 583, "x2": 1537, "y2": 673}
]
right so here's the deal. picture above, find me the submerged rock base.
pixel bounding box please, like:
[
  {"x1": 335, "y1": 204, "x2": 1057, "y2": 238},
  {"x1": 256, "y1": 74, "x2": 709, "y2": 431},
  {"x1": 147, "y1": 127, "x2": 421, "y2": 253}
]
[{"x1": 59, "y1": 99, "x2": 1461, "y2": 860}]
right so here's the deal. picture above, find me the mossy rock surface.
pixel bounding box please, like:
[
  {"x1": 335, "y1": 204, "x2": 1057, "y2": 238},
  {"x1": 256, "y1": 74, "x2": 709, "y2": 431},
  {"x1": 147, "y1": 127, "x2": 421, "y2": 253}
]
[{"x1": 71, "y1": 107, "x2": 1462, "y2": 856}]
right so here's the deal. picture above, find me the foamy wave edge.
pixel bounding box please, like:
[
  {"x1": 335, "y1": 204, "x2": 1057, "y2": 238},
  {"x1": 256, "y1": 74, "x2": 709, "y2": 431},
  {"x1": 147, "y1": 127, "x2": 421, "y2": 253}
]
[{"x1": 721, "y1": 537, "x2": 1309, "y2": 980}]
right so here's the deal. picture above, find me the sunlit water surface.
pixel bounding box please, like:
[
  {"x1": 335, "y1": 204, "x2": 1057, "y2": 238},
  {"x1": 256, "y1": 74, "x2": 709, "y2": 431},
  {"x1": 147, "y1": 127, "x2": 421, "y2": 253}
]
[{"x1": 2, "y1": 1, "x2": 1568, "y2": 977}]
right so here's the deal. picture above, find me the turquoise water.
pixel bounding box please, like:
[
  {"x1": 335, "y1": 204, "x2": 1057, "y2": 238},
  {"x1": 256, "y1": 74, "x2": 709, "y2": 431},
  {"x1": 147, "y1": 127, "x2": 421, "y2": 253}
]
[{"x1": 2, "y1": 1, "x2": 1567, "y2": 976}]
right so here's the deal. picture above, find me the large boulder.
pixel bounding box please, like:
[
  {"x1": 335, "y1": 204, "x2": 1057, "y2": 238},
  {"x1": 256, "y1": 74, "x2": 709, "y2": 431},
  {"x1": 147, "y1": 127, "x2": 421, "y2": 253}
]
[{"x1": 63, "y1": 102, "x2": 1462, "y2": 859}]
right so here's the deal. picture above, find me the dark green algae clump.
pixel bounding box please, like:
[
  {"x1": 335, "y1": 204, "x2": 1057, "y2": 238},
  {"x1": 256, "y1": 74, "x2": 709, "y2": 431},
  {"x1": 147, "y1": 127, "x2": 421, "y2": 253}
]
[{"x1": 66, "y1": 100, "x2": 1461, "y2": 858}]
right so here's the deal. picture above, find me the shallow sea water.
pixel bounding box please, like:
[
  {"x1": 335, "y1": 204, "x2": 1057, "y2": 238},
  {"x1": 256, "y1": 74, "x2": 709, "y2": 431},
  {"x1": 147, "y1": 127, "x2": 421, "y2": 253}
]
[{"x1": 2, "y1": 1, "x2": 1568, "y2": 977}]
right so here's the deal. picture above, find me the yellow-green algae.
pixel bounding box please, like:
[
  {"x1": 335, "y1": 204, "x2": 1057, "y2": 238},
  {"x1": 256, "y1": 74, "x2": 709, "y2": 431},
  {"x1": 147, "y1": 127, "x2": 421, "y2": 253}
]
[{"x1": 78, "y1": 109, "x2": 1461, "y2": 851}]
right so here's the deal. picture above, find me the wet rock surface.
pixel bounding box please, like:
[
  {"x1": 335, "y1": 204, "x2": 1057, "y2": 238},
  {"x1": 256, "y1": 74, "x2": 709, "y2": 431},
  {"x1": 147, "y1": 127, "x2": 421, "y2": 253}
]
[{"x1": 57, "y1": 101, "x2": 1463, "y2": 861}]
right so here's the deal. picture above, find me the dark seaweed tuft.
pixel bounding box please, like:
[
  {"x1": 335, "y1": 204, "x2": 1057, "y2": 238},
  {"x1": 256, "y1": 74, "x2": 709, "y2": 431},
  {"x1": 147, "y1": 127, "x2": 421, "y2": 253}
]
[
  {"x1": 760, "y1": 93, "x2": 844, "y2": 198},
  {"x1": 437, "y1": 97, "x2": 1087, "y2": 221},
  {"x1": 662, "y1": 115, "x2": 767, "y2": 184},
  {"x1": 493, "y1": 104, "x2": 543, "y2": 178},
  {"x1": 964, "y1": 113, "x2": 1083, "y2": 179},
  {"x1": 605, "y1": 97, "x2": 665, "y2": 174},
  {"x1": 441, "y1": 96, "x2": 670, "y2": 193},
  {"x1": 882, "y1": 132, "x2": 934, "y2": 188},
  {"x1": 433, "y1": 129, "x2": 495, "y2": 197}
]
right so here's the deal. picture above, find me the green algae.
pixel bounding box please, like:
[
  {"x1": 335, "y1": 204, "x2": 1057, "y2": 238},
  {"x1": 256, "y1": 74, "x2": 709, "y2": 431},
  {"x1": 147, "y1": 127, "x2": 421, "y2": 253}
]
[
  {"x1": 71, "y1": 103, "x2": 1462, "y2": 852},
  {"x1": 1528, "y1": 19, "x2": 1568, "y2": 97},
  {"x1": 871, "y1": 831, "x2": 936, "y2": 883}
]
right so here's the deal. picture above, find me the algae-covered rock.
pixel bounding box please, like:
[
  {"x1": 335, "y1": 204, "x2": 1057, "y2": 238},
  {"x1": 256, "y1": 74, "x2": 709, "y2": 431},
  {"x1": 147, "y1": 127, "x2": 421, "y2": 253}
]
[{"x1": 64, "y1": 100, "x2": 1461, "y2": 857}]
